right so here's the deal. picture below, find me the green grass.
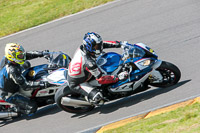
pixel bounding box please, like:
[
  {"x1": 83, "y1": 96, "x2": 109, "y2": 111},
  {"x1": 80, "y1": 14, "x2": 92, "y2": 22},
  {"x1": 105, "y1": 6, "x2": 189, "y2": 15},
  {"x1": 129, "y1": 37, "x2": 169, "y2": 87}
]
[
  {"x1": 0, "y1": 0, "x2": 113, "y2": 37},
  {"x1": 104, "y1": 102, "x2": 200, "y2": 133}
]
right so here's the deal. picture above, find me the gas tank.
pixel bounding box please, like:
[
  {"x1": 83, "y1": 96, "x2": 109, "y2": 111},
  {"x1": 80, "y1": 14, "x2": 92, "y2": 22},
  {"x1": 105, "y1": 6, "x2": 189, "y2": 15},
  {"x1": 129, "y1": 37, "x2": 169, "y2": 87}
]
[
  {"x1": 96, "y1": 52, "x2": 122, "y2": 74},
  {"x1": 22, "y1": 64, "x2": 48, "y2": 80}
]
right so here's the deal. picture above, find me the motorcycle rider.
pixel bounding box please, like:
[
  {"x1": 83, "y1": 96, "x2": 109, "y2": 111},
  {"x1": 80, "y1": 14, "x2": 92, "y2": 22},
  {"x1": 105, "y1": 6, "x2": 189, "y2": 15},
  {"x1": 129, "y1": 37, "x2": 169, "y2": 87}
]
[
  {"x1": 67, "y1": 32, "x2": 128, "y2": 105},
  {"x1": 0, "y1": 43, "x2": 50, "y2": 115}
]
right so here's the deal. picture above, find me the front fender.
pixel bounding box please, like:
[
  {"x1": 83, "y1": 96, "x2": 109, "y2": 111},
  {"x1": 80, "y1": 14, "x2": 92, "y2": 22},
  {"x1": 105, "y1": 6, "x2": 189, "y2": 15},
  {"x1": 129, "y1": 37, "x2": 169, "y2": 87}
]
[{"x1": 152, "y1": 59, "x2": 162, "y2": 69}]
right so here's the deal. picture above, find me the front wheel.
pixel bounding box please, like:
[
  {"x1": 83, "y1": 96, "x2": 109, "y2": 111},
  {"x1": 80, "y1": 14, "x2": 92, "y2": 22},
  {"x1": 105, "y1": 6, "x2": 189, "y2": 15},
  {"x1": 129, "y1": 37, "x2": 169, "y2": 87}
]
[
  {"x1": 149, "y1": 61, "x2": 181, "y2": 88},
  {"x1": 54, "y1": 86, "x2": 94, "y2": 114}
]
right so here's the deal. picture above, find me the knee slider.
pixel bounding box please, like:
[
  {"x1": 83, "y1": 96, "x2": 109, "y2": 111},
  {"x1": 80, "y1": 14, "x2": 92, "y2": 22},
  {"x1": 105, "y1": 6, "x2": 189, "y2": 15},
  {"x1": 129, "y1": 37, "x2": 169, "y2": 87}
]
[{"x1": 88, "y1": 89, "x2": 102, "y2": 101}]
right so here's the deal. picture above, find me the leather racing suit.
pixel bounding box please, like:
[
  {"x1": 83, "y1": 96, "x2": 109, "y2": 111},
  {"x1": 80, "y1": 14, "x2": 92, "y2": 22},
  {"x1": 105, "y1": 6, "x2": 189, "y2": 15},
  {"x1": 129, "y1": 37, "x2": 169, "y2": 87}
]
[{"x1": 0, "y1": 51, "x2": 47, "y2": 114}]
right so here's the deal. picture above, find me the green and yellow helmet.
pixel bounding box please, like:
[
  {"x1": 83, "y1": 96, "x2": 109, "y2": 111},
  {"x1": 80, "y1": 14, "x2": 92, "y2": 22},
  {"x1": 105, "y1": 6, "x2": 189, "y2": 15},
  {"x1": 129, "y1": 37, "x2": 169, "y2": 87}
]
[{"x1": 5, "y1": 43, "x2": 26, "y2": 64}]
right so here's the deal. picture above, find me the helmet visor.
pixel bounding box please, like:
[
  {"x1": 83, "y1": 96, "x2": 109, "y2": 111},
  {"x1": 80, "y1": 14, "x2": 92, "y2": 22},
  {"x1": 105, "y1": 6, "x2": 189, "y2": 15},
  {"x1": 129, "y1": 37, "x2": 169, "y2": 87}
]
[
  {"x1": 92, "y1": 41, "x2": 103, "y2": 54},
  {"x1": 15, "y1": 46, "x2": 26, "y2": 60},
  {"x1": 16, "y1": 52, "x2": 25, "y2": 60}
]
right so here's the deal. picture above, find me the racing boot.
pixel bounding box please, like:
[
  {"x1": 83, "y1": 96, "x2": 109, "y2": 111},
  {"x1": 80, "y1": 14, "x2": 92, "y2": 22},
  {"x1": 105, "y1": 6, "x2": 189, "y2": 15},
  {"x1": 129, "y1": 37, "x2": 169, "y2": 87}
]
[
  {"x1": 7, "y1": 94, "x2": 38, "y2": 115},
  {"x1": 87, "y1": 89, "x2": 104, "y2": 106}
]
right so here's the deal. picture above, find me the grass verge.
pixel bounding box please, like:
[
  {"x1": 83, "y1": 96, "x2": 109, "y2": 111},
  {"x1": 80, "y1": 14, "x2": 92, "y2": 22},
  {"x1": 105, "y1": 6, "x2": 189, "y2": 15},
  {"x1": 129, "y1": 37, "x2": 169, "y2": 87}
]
[
  {"x1": 104, "y1": 102, "x2": 200, "y2": 133},
  {"x1": 0, "y1": 0, "x2": 113, "y2": 38}
]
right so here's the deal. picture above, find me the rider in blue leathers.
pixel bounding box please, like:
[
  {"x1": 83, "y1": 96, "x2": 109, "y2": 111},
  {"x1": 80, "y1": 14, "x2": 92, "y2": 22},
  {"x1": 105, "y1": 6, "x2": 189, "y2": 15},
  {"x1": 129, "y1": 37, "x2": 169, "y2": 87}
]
[{"x1": 0, "y1": 43, "x2": 49, "y2": 114}]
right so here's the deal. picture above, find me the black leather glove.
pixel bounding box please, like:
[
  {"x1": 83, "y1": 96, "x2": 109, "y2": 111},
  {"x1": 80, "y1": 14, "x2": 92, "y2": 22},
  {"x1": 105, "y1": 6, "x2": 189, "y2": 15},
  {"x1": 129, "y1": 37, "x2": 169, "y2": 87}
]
[
  {"x1": 115, "y1": 41, "x2": 122, "y2": 48},
  {"x1": 40, "y1": 81, "x2": 50, "y2": 89}
]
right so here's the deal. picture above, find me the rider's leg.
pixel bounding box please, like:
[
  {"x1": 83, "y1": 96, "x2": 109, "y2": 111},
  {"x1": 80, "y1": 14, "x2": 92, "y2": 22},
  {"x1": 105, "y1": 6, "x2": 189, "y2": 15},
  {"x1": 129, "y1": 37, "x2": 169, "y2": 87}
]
[
  {"x1": 69, "y1": 82, "x2": 103, "y2": 105},
  {"x1": 5, "y1": 94, "x2": 38, "y2": 115}
]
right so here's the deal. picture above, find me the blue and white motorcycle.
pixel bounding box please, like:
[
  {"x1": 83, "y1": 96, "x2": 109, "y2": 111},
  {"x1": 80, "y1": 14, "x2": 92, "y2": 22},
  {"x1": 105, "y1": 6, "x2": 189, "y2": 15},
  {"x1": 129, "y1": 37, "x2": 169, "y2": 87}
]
[
  {"x1": 55, "y1": 42, "x2": 181, "y2": 113},
  {"x1": 0, "y1": 52, "x2": 71, "y2": 119}
]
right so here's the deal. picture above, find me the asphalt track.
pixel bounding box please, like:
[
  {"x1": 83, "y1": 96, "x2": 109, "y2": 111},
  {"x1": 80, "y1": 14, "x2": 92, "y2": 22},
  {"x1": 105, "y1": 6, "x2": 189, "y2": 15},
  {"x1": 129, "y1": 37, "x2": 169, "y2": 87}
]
[{"x1": 0, "y1": 0, "x2": 200, "y2": 132}]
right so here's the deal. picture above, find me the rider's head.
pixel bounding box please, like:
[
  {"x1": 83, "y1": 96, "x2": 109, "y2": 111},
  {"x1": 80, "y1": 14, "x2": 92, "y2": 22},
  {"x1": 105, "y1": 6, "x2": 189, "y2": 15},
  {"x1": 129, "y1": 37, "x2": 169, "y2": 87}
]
[
  {"x1": 82, "y1": 32, "x2": 103, "y2": 57},
  {"x1": 5, "y1": 43, "x2": 26, "y2": 65}
]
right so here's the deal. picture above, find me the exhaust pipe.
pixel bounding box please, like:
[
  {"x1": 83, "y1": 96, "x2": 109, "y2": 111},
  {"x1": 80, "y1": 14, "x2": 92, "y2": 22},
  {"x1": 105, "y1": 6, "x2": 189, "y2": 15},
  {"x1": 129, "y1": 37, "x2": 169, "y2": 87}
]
[
  {"x1": 61, "y1": 97, "x2": 91, "y2": 107},
  {"x1": 0, "y1": 112, "x2": 18, "y2": 119}
]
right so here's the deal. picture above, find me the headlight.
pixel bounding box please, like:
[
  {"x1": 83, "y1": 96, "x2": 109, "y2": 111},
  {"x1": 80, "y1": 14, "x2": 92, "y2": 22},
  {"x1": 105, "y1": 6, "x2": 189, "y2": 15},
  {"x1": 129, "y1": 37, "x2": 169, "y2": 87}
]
[{"x1": 139, "y1": 59, "x2": 151, "y2": 66}]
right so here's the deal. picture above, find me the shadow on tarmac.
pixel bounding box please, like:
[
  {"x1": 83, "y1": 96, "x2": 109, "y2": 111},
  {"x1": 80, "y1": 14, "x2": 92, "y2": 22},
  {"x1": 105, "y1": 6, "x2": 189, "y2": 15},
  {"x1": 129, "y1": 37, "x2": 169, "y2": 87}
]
[
  {"x1": 0, "y1": 104, "x2": 62, "y2": 127},
  {"x1": 71, "y1": 79, "x2": 191, "y2": 118}
]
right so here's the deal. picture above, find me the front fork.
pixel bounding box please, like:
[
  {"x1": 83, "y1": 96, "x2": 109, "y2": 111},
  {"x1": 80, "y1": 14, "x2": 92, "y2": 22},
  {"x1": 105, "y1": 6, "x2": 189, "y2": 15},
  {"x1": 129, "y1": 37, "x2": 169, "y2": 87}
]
[{"x1": 149, "y1": 60, "x2": 163, "y2": 83}]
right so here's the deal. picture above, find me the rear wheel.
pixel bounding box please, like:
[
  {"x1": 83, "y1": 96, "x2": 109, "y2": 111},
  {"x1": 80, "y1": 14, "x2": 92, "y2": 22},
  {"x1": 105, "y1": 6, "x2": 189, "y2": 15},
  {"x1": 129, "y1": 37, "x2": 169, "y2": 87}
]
[
  {"x1": 55, "y1": 86, "x2": 94, "y2": 113},
  {"x1": 149, "y1": 61, "x2": 181, "y2": 88}
]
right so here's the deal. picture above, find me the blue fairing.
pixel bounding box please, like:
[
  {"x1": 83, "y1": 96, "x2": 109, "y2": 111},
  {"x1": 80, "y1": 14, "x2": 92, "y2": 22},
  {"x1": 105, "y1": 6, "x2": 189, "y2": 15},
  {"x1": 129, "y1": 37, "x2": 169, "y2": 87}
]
[
  {"x1": 97, "y1": 52, "x2": 122, "y2": 74},
  {"x1": 97, "y1": 51, "x2": 154, "y2": 89},
  {"x1": 23, "y1": 64, "x2": 48, "y2": 80},
  {"x1": 124, "y1": 57, "x2": 143, "y2": 64},
  {"x1": 110, "y1": 68, "x2": 153, "y2": 88}
]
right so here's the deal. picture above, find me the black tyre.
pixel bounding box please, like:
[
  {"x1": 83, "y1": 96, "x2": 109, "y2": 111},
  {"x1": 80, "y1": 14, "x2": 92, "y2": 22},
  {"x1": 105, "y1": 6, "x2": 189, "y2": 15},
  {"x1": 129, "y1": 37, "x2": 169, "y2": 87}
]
[
  {"x1": 149, "y1": 61, "x2": 181, "y2": 88},
  {"x1": 54, "y1": 86, "x2": 94, "y2": 114}
]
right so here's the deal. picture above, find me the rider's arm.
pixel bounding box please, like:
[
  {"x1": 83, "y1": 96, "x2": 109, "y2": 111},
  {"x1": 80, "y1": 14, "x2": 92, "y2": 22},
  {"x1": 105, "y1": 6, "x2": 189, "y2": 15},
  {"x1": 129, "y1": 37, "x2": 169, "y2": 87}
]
[
  {"x1": 102, "y1": 41, "x2": 121, "y2": 49},
  {"x1": 0, "y1": 56, "x2": 8, "y2": 70},
  {"x1": 9, "y1": 65, "x2": 41, "y2": 91},
  {"x1": 25, "y1": 51, "x2": 47, "y2": 60}
]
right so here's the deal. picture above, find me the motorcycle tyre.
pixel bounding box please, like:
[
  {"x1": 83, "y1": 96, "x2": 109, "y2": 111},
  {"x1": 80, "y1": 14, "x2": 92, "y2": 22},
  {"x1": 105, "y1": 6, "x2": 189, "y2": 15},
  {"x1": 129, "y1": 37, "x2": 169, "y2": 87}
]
[
  {"x1": 55, "y1": 86, "x2": 94, "y2": 114},
  {"x1": 149, "y1": 61, "x2": 181, "y2": 88}
]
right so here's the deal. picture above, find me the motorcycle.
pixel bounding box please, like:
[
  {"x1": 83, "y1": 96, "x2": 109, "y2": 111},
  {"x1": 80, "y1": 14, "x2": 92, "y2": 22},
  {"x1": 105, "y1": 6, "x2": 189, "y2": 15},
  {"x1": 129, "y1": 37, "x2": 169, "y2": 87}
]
[
  {"x1": 54, "y1": 42, "x2": 181, "y2": 113},
  {"x1": 0, "y1": 51, "x2": 71, "y2": 119}
]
